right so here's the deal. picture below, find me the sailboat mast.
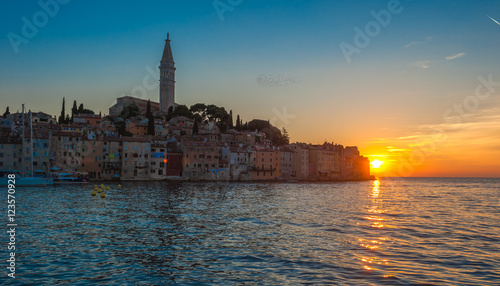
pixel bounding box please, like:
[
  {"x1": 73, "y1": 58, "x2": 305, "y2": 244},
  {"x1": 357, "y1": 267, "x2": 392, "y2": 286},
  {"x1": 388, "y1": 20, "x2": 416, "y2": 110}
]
[
  {"x1": 30, "y1": 110, "x2": 34, "y2": 177},
  {"x1": 21, "y1": 104, "x2": 25, "y2": 177}
]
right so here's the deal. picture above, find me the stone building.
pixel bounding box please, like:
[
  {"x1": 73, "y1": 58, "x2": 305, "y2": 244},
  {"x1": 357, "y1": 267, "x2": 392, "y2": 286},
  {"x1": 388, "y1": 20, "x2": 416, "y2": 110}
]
[
  {"x1": 50, "y1": 132, "x2": 82, "y2": 173},
  {"x1": 159, "y1": 33, "x2": 176, "y2": 112},
  {"x1": 101, "y1": 137, "x2": 122, "y2": 180},
  {"x1": 108, "y1": 96, "x2": 160, "y2": 117},
  {"x1": 290, "y1": 143, "x2": 310, "y2": 179},
  {"x1": 121, "y1": 137, "x2": 151, "y2": 180},
  {"x1": 251, "y1": 148, "x2": 281, "y2": 180}
]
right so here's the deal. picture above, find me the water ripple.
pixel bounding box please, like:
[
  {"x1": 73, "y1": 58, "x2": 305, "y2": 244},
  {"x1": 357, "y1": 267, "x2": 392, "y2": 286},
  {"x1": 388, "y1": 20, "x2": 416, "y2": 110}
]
[{"x1": 1, "y1": 178, "x2": 499, "y2": 285}]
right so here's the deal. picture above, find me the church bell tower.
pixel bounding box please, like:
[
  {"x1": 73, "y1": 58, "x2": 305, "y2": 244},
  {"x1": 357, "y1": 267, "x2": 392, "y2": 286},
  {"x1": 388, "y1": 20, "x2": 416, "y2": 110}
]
[{"x1": 159, "y1": 33, "x2": 175, "y2": 112}]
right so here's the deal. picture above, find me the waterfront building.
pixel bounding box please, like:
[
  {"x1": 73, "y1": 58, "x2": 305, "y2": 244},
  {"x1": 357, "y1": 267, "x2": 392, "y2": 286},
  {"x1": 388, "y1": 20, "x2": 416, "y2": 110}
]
[
  {"x1": 101, "y1": 137, "x2": 122, "y2": 180},
  {"x1": 221, "y1": 146, "x2": 252, "y2": 180},
  {"x1": 50, "y1": 132, "x2": 83, "y2": 172},
  {"x1": 180, "y1": 140, "x2": 227, "y2": 180},
  {"x1": 308, "y1": 143, "x2": 342, "y2": 180},
  {"x1": 341, "y1": 146, "x2": 371, "y2": 179},
  {"x1": 150, "y1": 143, "x2": 168, "y2": 180},
  {"x1": 280, "y1": 147, "x2": 295, "y2": 179},
  {"x1": 165, "y1": 142, "x2": 183, "y2": 178},
  {"x1": 80, "y1": 138, "x2": 103, "y2": 179},
  {"x1": 121, "y1": 137, "x2": 151, "y2": 180},
  {"x1": 0, "y1": 139, "x2": 21, "y2": 171},
  {"x1": 290, "y1": 143, "x2": 310, "y2": 179},
  {"x1": 251, "y1": 148, "x2": 281, "y2": 180}
]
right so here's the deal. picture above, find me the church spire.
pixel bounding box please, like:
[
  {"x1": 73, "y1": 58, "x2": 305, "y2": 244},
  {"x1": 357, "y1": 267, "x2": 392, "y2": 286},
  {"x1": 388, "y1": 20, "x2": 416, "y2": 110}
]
[
  {"x1": 161, "y1": 33, "x2": 174, "y2": 64},
  {"x1": 159, "y1": 33, "x2": 176, "y2": 112}
]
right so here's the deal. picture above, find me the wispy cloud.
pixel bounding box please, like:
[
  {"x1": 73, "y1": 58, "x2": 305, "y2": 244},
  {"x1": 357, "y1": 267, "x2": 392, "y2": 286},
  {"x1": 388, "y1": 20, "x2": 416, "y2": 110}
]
[
  {"x1": 404, "y1": 37, "x2": 433, "y2": 48},
  {"x1": 487, "y1": 15, "x2": 500, "y2": 26},
  {"x1": 445, "y1": 52, "x2": 466, "y2": 61},
  {"x1": 410, "y1": 60, "x2": 431, "y2": 69}
]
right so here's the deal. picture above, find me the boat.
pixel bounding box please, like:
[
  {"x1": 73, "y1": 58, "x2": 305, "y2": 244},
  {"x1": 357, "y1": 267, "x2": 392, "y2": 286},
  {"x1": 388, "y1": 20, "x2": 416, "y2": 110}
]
[
  {"x1": 53, "y1": 172, "x2": 89, "y2": 184},
  {"x1": 0, "y1": 105, "x2": 53, "y2": 187},
  {"x1": 0, "y1": 175, "x2": 53, "y2": 187}
]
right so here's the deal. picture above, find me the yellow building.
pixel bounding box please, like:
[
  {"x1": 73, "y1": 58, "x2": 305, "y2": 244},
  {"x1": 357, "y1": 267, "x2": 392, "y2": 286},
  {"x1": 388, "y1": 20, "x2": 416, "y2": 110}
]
[{"x1": 251, "y1": 148, "x2": 281, "y2": 180}]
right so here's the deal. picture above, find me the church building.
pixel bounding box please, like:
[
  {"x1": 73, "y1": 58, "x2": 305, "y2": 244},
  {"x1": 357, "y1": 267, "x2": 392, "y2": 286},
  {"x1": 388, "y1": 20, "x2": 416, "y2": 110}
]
[{"x1": 159, "y1": 33, "x2": 176, "y2": 112}]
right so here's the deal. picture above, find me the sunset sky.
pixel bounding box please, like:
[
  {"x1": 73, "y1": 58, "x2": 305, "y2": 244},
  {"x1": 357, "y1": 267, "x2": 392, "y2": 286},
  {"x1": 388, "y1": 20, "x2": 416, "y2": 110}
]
[{"x1": 1, "y1": 0, "x2": 499, "y2": 177}]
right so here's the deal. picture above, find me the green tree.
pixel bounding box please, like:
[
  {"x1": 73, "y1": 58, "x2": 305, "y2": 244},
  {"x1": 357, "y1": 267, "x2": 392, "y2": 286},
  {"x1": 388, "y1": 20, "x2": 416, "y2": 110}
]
[
  {"x1": 79, "y1": 109, "x2": 95, "y2": 115},
  {"x1": 146, "y1": 100, "x2": 154, "y2": 135},
  {"x1": 120, "y1": 103, "x2": 140, "y2": 119},
  {"x1": 229, "y1": 110, "x2": 233, "y2": 129},
  {"x1": 205, "y1": 104, "x2": 216, "y2": 121},
  {"x1": 71, "y1": 100, "x2": 78, "y2": 121},
  {"x1": 146, "y1": 100, "x2": 152, "y2": 118},
  {"x1": 190, "y1": 103, "x2": 207, "y2": 120},
  {"x1": 166, "y1": 106, "x2": 174, "y2": 121},
  {"x1": 78, "y1": 103, "x2": 84, "y2": 113},
  {"x1": 273, "y1": 127, "x2": 290, "y2": 146},
  {"x1": 116, "y1": 121, "x2": 132, "y2": 137},
  {"x1": 103, "y1": 115, "x2": 114, "y2": 123},
  {"x1": 236, "y1": 114, "x2": 241, "y2": 130},
  {"x1": 58, "y1": 97, "x2": 66, "y2": 124},
  {"x1": 172, "y1": 105, "x2": 192, "y2": 118},
  {"x1": 192, "y1": 119, "x2": 199, "y2": 135},
  {"x1": 3, "y1": 106, "x2": 10, "y2": 118},
  {"x1": 147, "y1": 117, "x2": 155, "y2": 135}
]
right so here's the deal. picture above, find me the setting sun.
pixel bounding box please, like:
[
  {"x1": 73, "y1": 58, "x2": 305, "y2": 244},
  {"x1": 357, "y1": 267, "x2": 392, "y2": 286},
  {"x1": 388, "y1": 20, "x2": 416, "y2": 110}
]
[{"x1": 371, "y1": 160, "x2": 384, "y2": 169}]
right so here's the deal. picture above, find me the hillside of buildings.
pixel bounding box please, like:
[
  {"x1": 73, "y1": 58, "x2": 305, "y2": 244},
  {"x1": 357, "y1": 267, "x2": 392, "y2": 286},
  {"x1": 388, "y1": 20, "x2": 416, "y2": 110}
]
[{"x1": 0, "y1": 100, "x2": 373, "y2": 182}]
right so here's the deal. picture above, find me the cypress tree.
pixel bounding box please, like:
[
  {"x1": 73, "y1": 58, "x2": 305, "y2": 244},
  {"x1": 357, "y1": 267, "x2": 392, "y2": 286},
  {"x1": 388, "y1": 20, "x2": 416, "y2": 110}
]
[
  {"x1": 146, "y1": 100, "x2": 152, "y2": 118},
  {"x1": 229, "y1": 110, "x2": 233, "y2": 129},
  {"x1": 3, "y1": 106, "x2": 10, "y2": 118},
  {"x1": 236, "y1": 114, "x2": 241, "y2": 130},
  {"x1": 192, "y1": 119, "x2": 199, "y2": 135},
  {"x1": 71, "y1": 100, "x2": 78, "y2": 121},
  {"x1": 146, "y1": 100, "x2": 154, "y2": 135},
  {"x1": 58, "y1": 97, "x2": 66, "y2": 124},
  {"x1": 78, "y1": 103, "x2": 84, "y2": 114}
]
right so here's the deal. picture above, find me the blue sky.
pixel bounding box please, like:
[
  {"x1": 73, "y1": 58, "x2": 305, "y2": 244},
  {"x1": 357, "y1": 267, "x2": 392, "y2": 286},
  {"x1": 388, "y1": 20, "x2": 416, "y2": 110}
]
[{"x1": 1, "y1": 0, "x2": 500, "y2": 176}]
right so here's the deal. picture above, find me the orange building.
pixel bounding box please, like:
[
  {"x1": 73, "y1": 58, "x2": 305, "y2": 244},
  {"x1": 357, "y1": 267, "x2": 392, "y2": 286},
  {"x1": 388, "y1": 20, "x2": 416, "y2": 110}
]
[
  {"x1": 126, "y1": 120, "x2": 148, "y2": 136},
  {"x1": 251, "y1": 148, "x2": 281, "y2": 180},
  {"x1": 73, "y1": 114, "x2": 102, "y2": 126}
]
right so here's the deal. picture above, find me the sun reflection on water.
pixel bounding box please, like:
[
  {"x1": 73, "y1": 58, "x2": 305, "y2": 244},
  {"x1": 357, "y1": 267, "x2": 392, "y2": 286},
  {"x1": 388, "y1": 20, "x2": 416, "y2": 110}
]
[{"x1": 359, "y1": 179, "x2": 391, "y2": 274}]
